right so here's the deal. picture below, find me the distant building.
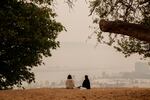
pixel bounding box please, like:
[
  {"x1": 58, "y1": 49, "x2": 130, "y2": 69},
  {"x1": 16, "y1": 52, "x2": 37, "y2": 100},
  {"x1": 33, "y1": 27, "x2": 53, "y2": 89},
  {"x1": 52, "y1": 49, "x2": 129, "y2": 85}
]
[
  {"x1": 121, "y1": 62, "x2": 150, "y2": 79},
  {"x1": 135, "y1": 62, "x2": 150, "y2": 74}
]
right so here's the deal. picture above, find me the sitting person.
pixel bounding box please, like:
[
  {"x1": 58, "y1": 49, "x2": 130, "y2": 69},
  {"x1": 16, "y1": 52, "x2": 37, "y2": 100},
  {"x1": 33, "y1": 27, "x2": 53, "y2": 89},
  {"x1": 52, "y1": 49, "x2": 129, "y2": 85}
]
[
  {"x1": 82, "y1": 75, "x2": 91, "y2": 89},
  {"x1": 65, "y1": 74, "x2": 75, "y2": 89}
]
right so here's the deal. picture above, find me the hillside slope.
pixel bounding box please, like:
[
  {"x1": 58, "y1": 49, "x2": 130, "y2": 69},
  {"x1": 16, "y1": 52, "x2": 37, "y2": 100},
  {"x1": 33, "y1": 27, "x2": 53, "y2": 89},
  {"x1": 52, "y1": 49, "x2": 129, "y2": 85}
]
[{"x1": 0, "y1": 88, "x2": 150, "y2": 100}]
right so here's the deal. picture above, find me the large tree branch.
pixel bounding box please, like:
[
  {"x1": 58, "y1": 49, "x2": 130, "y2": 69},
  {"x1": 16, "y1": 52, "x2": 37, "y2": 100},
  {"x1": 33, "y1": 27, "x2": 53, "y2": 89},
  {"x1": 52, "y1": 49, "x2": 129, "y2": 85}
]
[{"x1": 99, "y1": 19, "x2": 150, "y2": 42}]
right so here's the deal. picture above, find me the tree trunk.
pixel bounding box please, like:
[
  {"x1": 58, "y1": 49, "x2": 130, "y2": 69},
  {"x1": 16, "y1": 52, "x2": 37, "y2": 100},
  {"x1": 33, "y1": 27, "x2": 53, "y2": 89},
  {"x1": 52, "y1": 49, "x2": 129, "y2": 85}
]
[{"x1": 99, "y1": 19, "x2": 150, "y2": 42}]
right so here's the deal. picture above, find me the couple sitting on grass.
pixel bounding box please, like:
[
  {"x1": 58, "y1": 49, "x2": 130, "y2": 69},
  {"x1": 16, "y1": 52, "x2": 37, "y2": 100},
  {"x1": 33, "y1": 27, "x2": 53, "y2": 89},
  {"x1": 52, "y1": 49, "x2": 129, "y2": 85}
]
[{"x1": 66, "y1": 74, "x2": 91, "y2": 89}]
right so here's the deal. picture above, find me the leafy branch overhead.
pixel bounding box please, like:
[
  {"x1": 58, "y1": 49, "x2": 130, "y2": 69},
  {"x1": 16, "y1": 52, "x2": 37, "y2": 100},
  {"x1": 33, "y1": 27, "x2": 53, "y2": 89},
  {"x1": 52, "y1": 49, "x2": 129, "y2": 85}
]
[
  {"x1": 0, "y1": 0, "x2": 65, "y2": 89},
  {"x1": 90, "y1": 0, "x2": 150, "y2": 58}
]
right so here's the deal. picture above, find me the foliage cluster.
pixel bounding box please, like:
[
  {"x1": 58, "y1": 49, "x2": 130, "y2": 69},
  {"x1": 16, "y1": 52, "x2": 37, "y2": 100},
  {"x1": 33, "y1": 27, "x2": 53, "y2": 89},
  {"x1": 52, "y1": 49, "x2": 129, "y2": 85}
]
[
  {"x1": 0, "y1": 0, "x2": 64, "y2": 89},
  {"x1": 89, "y1": 0, "x2": 150, "y2": 58}
]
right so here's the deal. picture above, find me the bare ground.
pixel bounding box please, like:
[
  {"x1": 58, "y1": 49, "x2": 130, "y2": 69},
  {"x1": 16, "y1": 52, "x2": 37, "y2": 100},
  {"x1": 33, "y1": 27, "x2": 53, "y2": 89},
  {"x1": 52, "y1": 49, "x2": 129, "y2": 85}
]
[{"x1": 0, "y1": 88, "x2": 150, "y2": 100}]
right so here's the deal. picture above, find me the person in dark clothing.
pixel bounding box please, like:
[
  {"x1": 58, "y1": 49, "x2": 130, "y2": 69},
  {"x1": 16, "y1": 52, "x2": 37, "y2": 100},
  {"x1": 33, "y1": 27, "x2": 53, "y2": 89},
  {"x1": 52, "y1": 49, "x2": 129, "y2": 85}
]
[{"x1": 82, "y1": 75, "x2": 91, "y2": 89}]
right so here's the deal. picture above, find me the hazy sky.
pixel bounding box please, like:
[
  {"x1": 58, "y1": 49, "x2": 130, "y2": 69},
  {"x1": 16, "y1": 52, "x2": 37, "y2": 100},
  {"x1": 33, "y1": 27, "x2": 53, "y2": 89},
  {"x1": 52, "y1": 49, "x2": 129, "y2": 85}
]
[
  {"x1": 55, "y1": 0, "x2": 95, "y2": 43},
  {"x1": 34, "y1": 1, "x2": 146, "y2": 82}
]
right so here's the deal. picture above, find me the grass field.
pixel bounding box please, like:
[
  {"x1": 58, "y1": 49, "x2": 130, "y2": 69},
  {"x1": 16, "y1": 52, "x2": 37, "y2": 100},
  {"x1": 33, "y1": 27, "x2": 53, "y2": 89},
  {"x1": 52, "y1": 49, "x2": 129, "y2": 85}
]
[{"x1": 0, "y1": 88, "x2": 150, "y2": 100}]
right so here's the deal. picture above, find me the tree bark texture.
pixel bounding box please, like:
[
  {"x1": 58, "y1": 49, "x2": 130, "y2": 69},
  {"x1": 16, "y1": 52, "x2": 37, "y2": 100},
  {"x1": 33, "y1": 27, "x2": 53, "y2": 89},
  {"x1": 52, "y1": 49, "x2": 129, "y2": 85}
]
[{"x1": 99, "y1": 19, "x2": 150, "y2": 42}]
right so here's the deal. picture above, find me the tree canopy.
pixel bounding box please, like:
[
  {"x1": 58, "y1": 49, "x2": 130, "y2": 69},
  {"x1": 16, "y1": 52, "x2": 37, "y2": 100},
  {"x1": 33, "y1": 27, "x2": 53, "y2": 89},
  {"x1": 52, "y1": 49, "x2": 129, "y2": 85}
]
[
  {"x1": 0, "y1": 0, "x2": 65, "y2": 89},
  {"x1": 89, "y1": 0, "x2": 150, "y2": 58}
]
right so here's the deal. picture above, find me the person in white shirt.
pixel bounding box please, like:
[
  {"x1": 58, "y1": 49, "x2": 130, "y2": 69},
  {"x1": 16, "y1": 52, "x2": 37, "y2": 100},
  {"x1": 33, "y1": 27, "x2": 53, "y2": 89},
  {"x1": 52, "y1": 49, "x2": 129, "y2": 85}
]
[{"x1": 66, "y1": 74, "x2": 75, "y2": 89}]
